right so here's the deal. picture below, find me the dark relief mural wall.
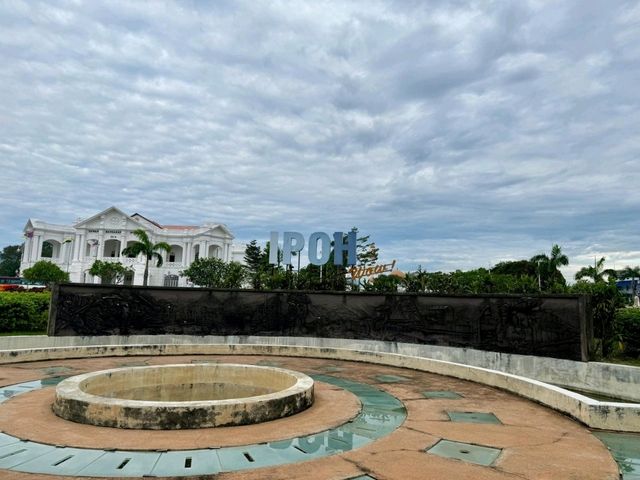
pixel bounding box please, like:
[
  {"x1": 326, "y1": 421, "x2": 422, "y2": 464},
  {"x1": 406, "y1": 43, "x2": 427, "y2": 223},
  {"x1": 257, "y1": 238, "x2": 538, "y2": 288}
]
[{"x1": 50, "y1": 284, "x2": 591, "y2": 360}]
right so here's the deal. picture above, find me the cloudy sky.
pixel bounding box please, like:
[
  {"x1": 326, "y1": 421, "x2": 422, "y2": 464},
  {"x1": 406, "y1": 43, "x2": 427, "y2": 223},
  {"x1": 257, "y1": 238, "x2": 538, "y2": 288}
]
[{"x1": 1, "y1": 0, "x2": 639, "y2": 279}]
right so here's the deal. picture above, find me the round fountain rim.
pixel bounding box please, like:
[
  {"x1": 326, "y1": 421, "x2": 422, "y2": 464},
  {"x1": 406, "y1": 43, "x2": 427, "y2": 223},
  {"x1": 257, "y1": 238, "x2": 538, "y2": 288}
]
[{"x1": 55, "y1": 363, "x2": 314, "y2": 408}]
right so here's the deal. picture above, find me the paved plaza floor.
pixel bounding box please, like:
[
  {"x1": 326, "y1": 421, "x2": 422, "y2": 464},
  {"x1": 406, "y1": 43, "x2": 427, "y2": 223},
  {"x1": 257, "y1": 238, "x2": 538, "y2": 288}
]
[{"x1": 0, "y1": 354, "x2": 625, "y2": 479}]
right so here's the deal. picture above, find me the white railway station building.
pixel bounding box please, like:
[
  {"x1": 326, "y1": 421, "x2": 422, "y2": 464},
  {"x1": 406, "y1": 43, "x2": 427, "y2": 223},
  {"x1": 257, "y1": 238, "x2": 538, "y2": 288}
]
[{"x1": 19, "y1": 206, "x2": 245, "y2": 287}]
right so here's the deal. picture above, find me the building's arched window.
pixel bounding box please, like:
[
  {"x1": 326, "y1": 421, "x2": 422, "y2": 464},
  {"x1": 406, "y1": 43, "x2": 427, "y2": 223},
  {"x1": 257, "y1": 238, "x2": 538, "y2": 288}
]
[
  {"x1": 103, "y1": 239, "x2": 121, "y2": 258},
  {"x1": 85, "y1": 239, "x2": 99, "y2": 257},
  {"x1": 168, "y1": 245, "x2": 183, "y2": 263},
  {"x1": 41, "y1": 239, "x2": 61, "y2": 259},
  {"x1": 208, "y1": 245, "x2": 221, "y2": 259}
]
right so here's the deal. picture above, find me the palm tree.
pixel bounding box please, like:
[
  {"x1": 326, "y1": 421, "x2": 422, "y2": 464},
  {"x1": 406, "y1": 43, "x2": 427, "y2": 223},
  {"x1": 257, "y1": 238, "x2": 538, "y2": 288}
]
[
  {"x1": 121, "y1": 229, "x2": 171, "y2": 286},
  {"x1": 530, "y1": 244, "x2": 569, "y2": 291},
  {"x1": 575, "y1": 257, "x2": 618, "y2": 283}
]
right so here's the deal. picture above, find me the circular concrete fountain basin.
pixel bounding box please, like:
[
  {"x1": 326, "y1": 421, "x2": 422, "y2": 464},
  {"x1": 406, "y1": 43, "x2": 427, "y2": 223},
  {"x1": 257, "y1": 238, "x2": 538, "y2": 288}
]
[{"x1": 53, "y1": 363, "x2": 314, "y2": 429}]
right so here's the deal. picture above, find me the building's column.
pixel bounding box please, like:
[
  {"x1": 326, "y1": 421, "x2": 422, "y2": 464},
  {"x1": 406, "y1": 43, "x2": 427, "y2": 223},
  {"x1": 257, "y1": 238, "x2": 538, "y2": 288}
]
[
  {"x1": 80, "y1": 233, "x2": 86, "y2": 260},
  {"x1": 224, "y1": 243, "x2": 230, "y2": 262},
  {"x1": 97, "y1": 231, "x2": 104, "y2": 259},
  {"x1": 184, "y1": 241, "x2": 191, "y2": 265},
  {"x1": 200, "y1": 240, "x2": 207, "y2": 258},
  {"x1": 72, "y1": 233, "x2": 81, "y2": 261},
  {"x1": 23, "y1": 236, "x2": 32, "y2": 263},
  {"x1": 31, "y1": 235, "x2": 41, "y2": 261}
]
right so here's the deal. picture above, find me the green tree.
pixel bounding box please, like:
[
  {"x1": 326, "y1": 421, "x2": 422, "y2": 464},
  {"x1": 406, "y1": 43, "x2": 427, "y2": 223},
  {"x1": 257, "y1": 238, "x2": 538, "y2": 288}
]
[
  {"x1": 575, "y1": 257, "x2": 617, "y2": 283},
  {"x1": 244, "y1": 240, "x2": 264, "y2": 289},
  {"x1": 353, "y1": 228, "x2": 379, "y2": 267},
  {"x1": 88, "y1": 260, "x2": 133, "y2": 285},
  {"x1": 570, "y1": 280, "x2": 623, "y2": 357},
  {"x1": 362, "y1": 274, "x2": 402, "y2": 292},
  {"x1": 121, "y1": 229, "x2": 171, "y2": 286},
  {"x1": 403, "y1": 266, "x2": 429, "y2": 293},
  {"x1": 22, "y1": 260, "x2": 69, "y2": 286},
  {"x1": 0, "y1": 244, "x2": 22, "y2": 276},
  {"x1": 491, "y1": 260, "x2": 536, "y2": 277},
  {"x1": 530, "y1": 244, "x2": 569, "y2": 291},
  {"x1": 180, "y1": 257, "x2": 246, "y2": 288}
]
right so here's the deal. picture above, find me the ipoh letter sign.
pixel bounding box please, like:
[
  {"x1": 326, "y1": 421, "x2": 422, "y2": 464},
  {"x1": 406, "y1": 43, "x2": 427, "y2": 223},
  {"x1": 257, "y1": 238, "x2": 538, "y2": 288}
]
[{"x1": 269, "y1": 231, "x2": 357, "y2": 266}]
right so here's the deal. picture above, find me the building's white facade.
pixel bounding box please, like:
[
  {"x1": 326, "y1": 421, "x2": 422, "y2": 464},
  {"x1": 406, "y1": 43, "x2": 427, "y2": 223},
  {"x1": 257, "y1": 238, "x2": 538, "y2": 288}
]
[{"x1": 20, "y1": 207, "x2": 245, "y2": 287}]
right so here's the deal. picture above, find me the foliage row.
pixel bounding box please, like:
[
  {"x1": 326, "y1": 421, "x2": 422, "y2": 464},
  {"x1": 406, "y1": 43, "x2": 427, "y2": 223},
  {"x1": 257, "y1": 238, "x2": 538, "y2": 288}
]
[{"x1": 0, "y1": 292, "x2": 50, "y2": 332}]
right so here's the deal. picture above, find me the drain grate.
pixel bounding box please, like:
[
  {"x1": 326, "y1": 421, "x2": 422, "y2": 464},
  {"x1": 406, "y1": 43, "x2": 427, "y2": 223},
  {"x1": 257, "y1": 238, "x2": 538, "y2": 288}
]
[
  {"x1": 150, "y1": 449, "x2": 221, "y2": 476},
  {"x1": 75, "y1": 451, "x2": 161, "y2": 477},
  {"x1": 422, "y1": 391, "x2": 462, "y2": 399},
  {"x1": 447, "y1": 411, "x2": 502, "y2": 424},
  {"x1": 426, "y1": 439, "x2": 501, "y2": 466},
  {"x1": 373, "y1": 374, "x2": 410, "y2": 383}
]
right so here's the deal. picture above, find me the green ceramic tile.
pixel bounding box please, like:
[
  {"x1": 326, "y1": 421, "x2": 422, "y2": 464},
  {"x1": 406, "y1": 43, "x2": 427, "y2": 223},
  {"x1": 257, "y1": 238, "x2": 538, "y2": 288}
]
[
  {"x1": 427, "y1": 439, "x2": 501, "y2": 466},
  {"x1": 40, "y1": 376, "x2": 69, "y2": 387},
  {"x1": 41, "y1": 366, "x2": 74, "y2": 375},
  {"x1": 447, "y1": 411, "x2": 502, "y2": 424}
]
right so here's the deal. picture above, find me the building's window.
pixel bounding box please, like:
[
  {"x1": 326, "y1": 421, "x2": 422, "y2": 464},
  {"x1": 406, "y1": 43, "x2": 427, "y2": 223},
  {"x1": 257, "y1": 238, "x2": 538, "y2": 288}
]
[
  {"x1": 195, "y1": 252, "x2": 199, "y2": 261},
  {"x1": 164, "y1": 274, "x2": 179, "y2": 287},
  {"x1": 110, "y1": 251, "x2": 116, "y2": 257},
  {"x1": 169, "y1": 253, "x2": 176, "y2": 262}
]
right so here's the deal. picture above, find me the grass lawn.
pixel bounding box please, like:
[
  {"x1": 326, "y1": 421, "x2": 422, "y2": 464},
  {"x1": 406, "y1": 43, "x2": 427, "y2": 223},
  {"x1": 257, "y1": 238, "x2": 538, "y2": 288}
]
[{"x1": 0, "y1": 331, "x2": 46, "y2": 336}]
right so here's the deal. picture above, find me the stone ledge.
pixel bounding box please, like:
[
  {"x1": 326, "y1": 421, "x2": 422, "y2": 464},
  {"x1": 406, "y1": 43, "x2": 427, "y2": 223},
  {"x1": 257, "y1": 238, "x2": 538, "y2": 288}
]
[{"x1": 0, "y1": 340, "x2": 638, "y2": 433}]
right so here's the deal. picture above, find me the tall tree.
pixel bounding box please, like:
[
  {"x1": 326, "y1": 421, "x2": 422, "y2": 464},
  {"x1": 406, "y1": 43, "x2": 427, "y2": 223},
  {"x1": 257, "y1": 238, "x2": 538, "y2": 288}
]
[
  {"x1": 530, "y1": 244, "x2": 569, "y2": 290},
  {"x1": 243, "y1": 240, "x2": 263, "y2": 289},
  {"x1": 575, "y1": 257, "x2": 617, "y2": 283},
  {"x1": 0, "y1": 244, "x2": 22, "y2": 276},
  {"x1": 121, "y1": 229, "x2": 171, "y2": 286}
]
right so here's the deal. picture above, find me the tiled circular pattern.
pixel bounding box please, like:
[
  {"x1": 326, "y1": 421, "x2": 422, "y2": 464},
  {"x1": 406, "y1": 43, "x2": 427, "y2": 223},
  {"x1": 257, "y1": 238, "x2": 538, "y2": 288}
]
[
  {"x1": 0, "y1": 355, "x2": 624, "y2": 480},
  {"x1": 0, "y1": 374, "x2": 406, "y2": 477}
]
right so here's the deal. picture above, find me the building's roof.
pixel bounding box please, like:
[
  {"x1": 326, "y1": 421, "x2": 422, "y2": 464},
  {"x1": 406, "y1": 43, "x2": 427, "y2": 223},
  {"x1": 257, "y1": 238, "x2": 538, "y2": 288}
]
[
  {"x1": 162, "y1": 225, "x2": 199, "y2": 230},
  {"x1": 130, "y1": 213, "x2": 163, "y2": 228}
]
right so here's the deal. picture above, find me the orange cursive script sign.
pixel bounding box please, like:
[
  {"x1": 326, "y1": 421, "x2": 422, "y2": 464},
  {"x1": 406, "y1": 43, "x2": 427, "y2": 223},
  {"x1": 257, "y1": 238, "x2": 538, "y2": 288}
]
[{"x1": 347, "y1": 260, "x2": 396, "y2": 280}]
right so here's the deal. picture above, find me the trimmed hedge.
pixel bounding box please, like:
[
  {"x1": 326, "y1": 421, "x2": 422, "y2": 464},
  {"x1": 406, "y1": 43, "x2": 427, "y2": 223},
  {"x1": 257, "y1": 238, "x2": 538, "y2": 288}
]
[
  {"x1": 615, "y1": 308, "x2": 640, "y2": 357},
  {"x1": 0, "y1": 291, "x2": 50, "y2": 332}
]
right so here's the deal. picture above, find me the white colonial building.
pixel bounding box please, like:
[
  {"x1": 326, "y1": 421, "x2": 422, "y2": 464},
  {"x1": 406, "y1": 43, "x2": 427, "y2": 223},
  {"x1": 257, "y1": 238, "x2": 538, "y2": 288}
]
[{"x1": 20, "y1": 207, "x2": 245, "y2": 287}]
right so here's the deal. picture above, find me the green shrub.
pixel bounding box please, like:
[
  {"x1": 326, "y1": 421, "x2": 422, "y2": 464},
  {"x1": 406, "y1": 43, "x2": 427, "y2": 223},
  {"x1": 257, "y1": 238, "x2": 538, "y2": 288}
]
[
  {"x1": 570, "y1": 281, "x2": 624, "y2": 358},
  {"x1": 614, "y1": 308, "x2": 640, "y2": 357},
  {"x1": 0, "y1": 292, "x2": 50, "y2": 332}
]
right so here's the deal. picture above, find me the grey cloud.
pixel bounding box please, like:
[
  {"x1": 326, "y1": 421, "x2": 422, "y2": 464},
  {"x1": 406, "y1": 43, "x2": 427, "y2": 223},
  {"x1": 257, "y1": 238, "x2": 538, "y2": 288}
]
[{"x1": 0, "y1": 0, "x2": 639, "y2": 278}]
